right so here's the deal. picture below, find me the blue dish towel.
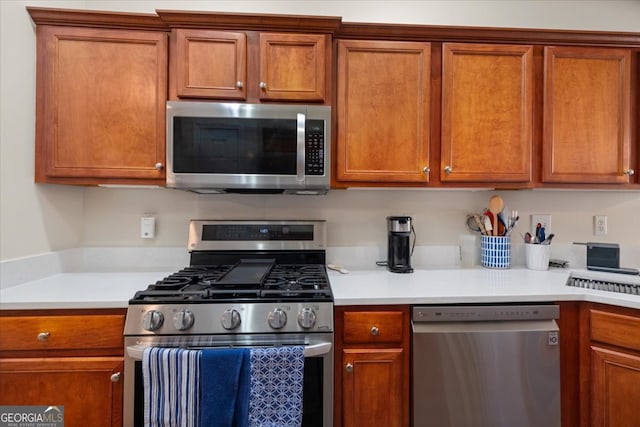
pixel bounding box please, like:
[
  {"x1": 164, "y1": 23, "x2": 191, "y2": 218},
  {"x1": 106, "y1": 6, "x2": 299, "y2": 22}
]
[
  {"x1": 142, "y1": 347, "x2": 201, "y2": 427},
  {"x1": 199, "y1": 348, "x2": 251, "y2": 427},
  {"x1": 248, "y1": 346, "x2": 305, "y2": 427}
]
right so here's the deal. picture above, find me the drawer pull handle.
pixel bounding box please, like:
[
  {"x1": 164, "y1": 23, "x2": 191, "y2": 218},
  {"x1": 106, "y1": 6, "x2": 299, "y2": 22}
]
[
  {"x1": 370, "y1": 326, "x2": 379, "y2": 336},
  {"x1": 37, "y1": 332, "x2": 50, "y2": 341},
  {"x1": 110, "y1": 372, "x2": 121, "y2": 383},
  {"x1": 345, "y1": 363, "x2": 353, "y2": 373}
]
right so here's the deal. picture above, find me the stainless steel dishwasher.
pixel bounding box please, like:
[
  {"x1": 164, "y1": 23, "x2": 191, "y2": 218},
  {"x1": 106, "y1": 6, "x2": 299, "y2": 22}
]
[{"x1": 412, "y1": 304, "x2": 560, "y2": 427}]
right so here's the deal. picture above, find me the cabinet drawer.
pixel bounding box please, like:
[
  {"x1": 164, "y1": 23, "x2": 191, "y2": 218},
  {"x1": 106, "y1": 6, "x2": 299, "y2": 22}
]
[
  {"x1": 0, "y1": 314, "x2": 125, "y2": 353},
  {"x1": 590, "y1": 309, "x2": 640, "y2": 352},
  {"x1": 343, "y1": 311, "x2": 404, "y2": 344}
]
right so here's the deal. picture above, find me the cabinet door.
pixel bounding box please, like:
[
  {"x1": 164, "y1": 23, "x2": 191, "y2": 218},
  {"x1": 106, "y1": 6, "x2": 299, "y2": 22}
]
[
  {"x1": 173, "y1": 29, "x2": 247, "y2": 99},
  {"x1": 35, "y1": 26, "x2": 167, "y2": 184},
  {"x1": 542, "y1": 46, "x2": 632, "y2": 183},
  {"x1": 591, "y1": 346, "x2": 640, "y2": 427},
  {"x1": 342, "y1": 348, "x2": 405, "y2": 427},
  {"x1": 441, "y1": 43, "x2": 533, "y2": 183},
  {"x1": 336, "y1": 40, "x2": 431, "y2": 183},
  {"x1": 259, "y1": 33, "x2": 327, "y2": 102},
  {"x1": 0, "y1": 357, "x2": 123, "y2": 427}
]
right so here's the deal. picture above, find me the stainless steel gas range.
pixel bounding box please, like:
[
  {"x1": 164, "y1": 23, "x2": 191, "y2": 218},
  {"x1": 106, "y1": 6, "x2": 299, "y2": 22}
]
[{"x1": 123, "y1": 220, "x2": 333, "y2": 427}]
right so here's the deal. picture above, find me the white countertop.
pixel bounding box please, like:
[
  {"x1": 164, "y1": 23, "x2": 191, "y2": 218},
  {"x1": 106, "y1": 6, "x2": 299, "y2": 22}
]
[
  {"x1": 1, "y1": 267, "x2": 639, "y2": 310},
  {"x1": 328, "y1": 266, "x2": 640, "y2": 309},
  {"x1": 0, "y1": 272, "x2": 173, "y2": 310}
]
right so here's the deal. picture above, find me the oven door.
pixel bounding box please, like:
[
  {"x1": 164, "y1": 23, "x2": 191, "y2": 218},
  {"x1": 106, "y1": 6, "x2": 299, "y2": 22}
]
[{"x1": 123, "y1": 334, "x2": 333, "y2": 427}]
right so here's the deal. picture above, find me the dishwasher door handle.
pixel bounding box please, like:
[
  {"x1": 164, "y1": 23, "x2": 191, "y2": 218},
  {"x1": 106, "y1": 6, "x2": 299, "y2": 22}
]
[{"x1": 412, "y1": 319, "x2": 559, "y2": 334}]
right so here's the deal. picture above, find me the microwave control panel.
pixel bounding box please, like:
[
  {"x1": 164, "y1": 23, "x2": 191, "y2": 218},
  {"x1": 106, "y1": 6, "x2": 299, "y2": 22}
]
[{"x1": 305, "y1": 120, "x2": 325, "y2": 176}]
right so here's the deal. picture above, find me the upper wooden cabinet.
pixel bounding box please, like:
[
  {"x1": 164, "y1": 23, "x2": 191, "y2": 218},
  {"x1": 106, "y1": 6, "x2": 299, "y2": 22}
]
[
  {"x1": 336, "y1": 40, "x2": 431, "y2": 184},
  {"x1": 32, "y1": 21, "x2": 168, "y2": 185},
  {"x1": 171, "y1": 29, "x2": 328, "y2": 102},
  {"x1": 441, "y1": 43, "x2": 533, "y2": 183},
  {"x1": 173, "y1": 29, "x2": 247, "y2": 99},
  {"x1": 542, "y1": 46, "x2": 633, "y2": 184}
]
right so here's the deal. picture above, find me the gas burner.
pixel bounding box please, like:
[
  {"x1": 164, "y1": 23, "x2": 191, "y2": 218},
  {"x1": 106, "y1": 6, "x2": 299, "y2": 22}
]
[
  {"x1": 152, "y1": 276, "x2": 193, "y2": 290},
  {"x1": 128, "y1": 221, "x2": 332, "y2": 305}
]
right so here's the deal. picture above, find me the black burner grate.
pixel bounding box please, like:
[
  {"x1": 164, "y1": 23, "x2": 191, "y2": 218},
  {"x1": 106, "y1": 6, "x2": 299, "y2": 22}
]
[{"x1": 130, "y1": 263, "x2": 331, "y2": 303}]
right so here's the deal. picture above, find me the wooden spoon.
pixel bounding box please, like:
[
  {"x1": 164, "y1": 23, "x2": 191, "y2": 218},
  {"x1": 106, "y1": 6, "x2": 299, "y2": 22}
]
[{"x1": 488, "y1": 195, "x2": 504, "y2": 236}]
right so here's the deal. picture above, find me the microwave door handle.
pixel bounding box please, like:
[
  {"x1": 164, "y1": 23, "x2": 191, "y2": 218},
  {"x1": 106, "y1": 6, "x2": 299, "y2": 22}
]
[
  {"x1": 126, "y1": 341, "x2": 331, "y2": 361},
  {"x1": 296, "y1": 113, "x2": 306, "y2": 182}
]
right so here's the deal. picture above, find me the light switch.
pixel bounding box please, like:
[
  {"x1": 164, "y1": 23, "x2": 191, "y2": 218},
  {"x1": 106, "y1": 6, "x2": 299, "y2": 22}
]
[{"x1": 141, "y1": 216, "x2": 156, "y2": 239}]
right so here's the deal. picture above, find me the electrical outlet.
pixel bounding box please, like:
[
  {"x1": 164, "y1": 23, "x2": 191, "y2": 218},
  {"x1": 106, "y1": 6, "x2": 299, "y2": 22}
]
[
  {"x1": 531, "y1": 214, "x2": 551, "y2": 236},
  {"x1": 141, "y1": 216, "x2": 156, "y2": 239},
  {"x1": 594, "y1": 215, "x2": 607, "y2": 236}
]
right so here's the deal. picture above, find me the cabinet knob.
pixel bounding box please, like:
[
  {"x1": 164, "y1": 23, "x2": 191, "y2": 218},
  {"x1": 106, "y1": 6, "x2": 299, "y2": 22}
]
[
  {"x1": 444, "y1": 166, "x2": 452, "y2": 174},
  {"x1": 370, "y1": 326, "x2": 379, "y2": 336},
  {"x1": 37, "y1": 332, "x2": 50, "y2": 341},
  {"x1": 422, "y1": 166, "x2": 430, "y2": 175},
  {"x1": 110, "y1": 372, "x2": 121, "y2": 383},
  {"x1": 259, "y1": 82, "x2": 267, "y2": 90},
  {"x1": 155, "y1": 163, "x2": 164, "y2": 171},
  {"x1": 345, "y1": 363, "x2": 353, "y2": 373},
  {"x1": 624, "y1": 169, "x2": 635, "y2": 176},
  {"x1": 236, "y1": 81, "x2": 244, "y2": 89}
]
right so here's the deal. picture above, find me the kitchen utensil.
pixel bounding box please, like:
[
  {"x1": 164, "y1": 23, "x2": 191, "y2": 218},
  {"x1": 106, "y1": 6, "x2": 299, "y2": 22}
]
[
  {"x1": 488, "y1": 195, "x2": 504, "y2": 236},
  {"x1": 497, "y1": 213, "x2": 508, "y2": 236},
  {"x1": 483, "y1": 212, "x2": 493, "y2": 234},
  {"x1": 474, "y1": 214, "x2": 487, "y2": 235},
  {"x1": 328, "y1": 264, "x2": 350, "y2": 274},
  {"x1": 542, "y1": 233, "x2": 554, "y2": 245},
  {"x1": 466, "y1": 214, "x2": 481, "y2": 232}
]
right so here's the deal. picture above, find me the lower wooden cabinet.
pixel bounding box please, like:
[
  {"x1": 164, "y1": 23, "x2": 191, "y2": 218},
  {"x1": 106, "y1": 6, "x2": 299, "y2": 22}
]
[
  {"x1": 0, "y1": 357, "x2": 123, "y2": 427},
  {"x1": 0, "y1": 309, "x2": 126, "y2": 427},
  {"x1": 590, "y1": 346, "x2": 640, "y2": 427},
  {"x1": 585, "y1": 305, "x2": 640, "y2": 427},
  {"x1": 335, "y1": 305, "x2": 410, "y2": 427}
]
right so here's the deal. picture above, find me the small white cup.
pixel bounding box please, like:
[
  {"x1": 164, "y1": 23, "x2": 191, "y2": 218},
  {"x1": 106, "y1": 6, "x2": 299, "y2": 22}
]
[{"x1": 525, "y1": 243, "x2": 551, "y2": 270}]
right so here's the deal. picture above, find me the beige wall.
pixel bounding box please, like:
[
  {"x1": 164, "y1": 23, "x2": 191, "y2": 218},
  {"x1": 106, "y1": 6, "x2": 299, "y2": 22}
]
[{"x1": 1, "y1": 1, "x2": 639, "y2": 264}]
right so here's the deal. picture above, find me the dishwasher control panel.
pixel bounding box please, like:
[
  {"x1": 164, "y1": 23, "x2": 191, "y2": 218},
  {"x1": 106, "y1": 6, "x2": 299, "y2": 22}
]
[{"x1": 412, "y1": 304, "x2": 559, "y2": 322}]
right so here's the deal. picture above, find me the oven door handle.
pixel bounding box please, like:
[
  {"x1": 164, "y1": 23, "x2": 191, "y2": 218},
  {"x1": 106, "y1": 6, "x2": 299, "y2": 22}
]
[{"x1": 126, "y1": 342, "x2": 332, "y2": 361}]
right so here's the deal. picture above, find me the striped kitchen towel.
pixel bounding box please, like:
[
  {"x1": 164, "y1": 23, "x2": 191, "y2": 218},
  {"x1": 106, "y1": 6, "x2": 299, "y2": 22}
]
[
  {"x1": 248, "y1": 346, "x2": 305, "y2": 427},
  {"x1": 143, "y1": 347, "x2": 201, "y2": 427}
]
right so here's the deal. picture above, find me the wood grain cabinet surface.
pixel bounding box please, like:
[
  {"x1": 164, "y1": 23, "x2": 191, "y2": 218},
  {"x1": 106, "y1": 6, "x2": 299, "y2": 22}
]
[
  {"x1": 0, "y1": 310, "x2": 126, "y2": 427},
  {"x1": 33, "y1": 23, "x2": 168, "y2": 185},
  {"x1": 441, "y1": 43, "x2": 533, "y2": 183},
  {"x1": 582, "y1": 304, "x2": 640, "y2": 427},
  {"x1": 335, "y1": 40, "x2": 431, "y2": 185},
  {"x1": 335, "y1": 306, "x2": 410, "y2": 427},
  {"x1": 542, "y1": 46, "x2": 633, "y2": 184},
  {"x1": 171, "y1": 29, "x2": 328, "y2": 102}
]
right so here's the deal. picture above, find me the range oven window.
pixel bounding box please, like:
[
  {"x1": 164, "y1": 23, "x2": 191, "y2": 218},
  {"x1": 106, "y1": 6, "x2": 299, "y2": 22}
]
[
  {"x1": 133, "y1": 357, "x2": 323, "y2": 427},
  {"x1": 173, "y1": 117, "x2": 298, "y2": 175}
]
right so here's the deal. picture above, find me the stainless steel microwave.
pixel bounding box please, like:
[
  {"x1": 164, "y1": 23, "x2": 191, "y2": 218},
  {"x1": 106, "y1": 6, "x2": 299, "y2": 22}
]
[{"x1": 166, "y1": 101, "x2": 331, "y2": 195}]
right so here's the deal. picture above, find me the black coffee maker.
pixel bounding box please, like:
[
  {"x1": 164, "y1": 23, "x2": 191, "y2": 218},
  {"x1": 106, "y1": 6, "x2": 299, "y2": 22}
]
[{"x1": 386, "y1": 216, "x2": 414, "y2": 273}]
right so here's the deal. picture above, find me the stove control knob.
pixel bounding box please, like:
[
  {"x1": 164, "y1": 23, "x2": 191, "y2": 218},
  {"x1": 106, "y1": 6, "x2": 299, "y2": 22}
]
[
  {"x1": 173, "y1": 309, "x2": 195, "y2": 331},
  {"x1": 142, "y1": 310, "x2": 164, "y2": 331},
  {"x1": 221, "y1": 308, "x2": 241, "y2": 330},
  {"x1": 268, "y1": 308, "x2": 287, "y2": 329},
  {"x1": 297, "y1": 307, "x2": 317, "y2": 329}
]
